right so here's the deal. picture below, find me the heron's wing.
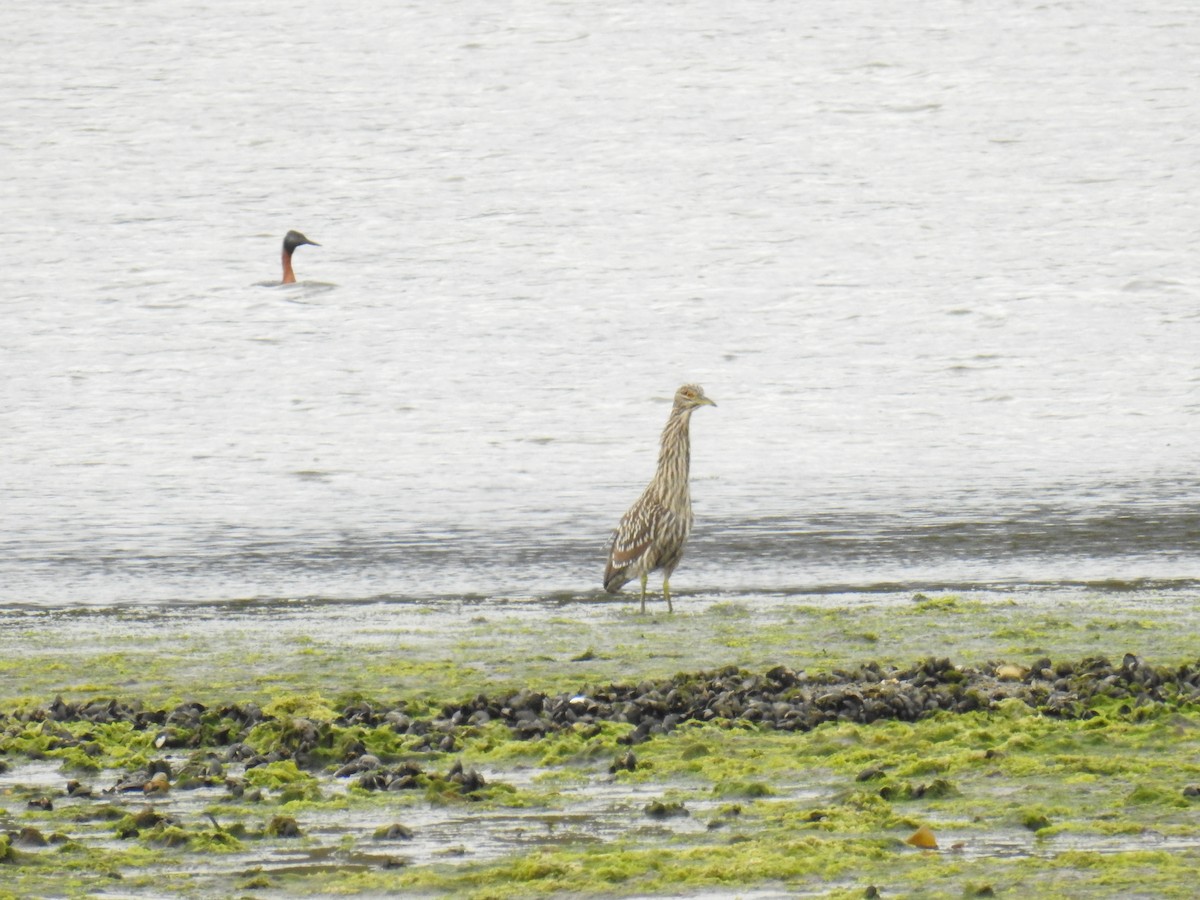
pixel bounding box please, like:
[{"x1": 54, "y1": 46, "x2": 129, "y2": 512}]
[
  {"x1": 608, "y1": 533, "x2": 652, "y2": 570},
  {"x1": 608, "y1": 500, "x2": 674, "y2": 569}
]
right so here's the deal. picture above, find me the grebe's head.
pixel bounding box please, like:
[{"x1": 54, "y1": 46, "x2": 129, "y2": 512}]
[
  {"x1": 674, "y1": 384, "x2": 716, "y2": 411},
  {"x1": 283, "y1": 230, "x2": 319, "y2": 253}
]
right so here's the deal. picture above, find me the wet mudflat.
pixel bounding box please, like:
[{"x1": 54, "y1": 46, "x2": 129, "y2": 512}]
[{"x1": 1, "y1": 587, "x2": 1199, "y2": 899}]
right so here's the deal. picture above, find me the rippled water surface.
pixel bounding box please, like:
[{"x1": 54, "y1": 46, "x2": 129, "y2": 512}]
[{"x1": 3, "y1": 0, "x2": 1198, "y2": 606}]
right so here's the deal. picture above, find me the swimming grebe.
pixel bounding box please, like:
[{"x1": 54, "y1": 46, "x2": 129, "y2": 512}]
[{"x1": 281, "y1": 230, "x2": 319, "y2": 284}]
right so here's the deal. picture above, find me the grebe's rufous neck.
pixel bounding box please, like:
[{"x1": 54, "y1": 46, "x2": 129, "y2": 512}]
[{"x1": 281, "y1": 230, "x2": 319, "y2": 284}]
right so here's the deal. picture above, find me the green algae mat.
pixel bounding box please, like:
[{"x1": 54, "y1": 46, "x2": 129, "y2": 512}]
[{"x1": 1, "y1": 588, "x2": 1198, "y2": 898}]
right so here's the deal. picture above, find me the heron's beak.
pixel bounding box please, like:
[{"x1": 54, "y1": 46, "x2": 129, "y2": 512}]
[{"x1": 700, "y1": 396, "x2": 716, "y2": 407}]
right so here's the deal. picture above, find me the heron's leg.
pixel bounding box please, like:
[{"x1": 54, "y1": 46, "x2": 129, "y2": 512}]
[
  {"x1": 639, "y1": 573, "x2": 648, "y2": 614},
  {"x1": 664, "y1": 577, "x2": 673, "y2": 613}
]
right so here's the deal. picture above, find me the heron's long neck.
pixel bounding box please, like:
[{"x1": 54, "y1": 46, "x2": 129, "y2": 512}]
[
  {"x1": 654, "y1": 407, "x2": 693, "y2": 506},
  {"x1": 281, "y1": 249, "x2": 297, "y2": 284}
]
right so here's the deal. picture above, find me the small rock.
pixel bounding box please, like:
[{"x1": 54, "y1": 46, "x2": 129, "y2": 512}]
[
  {"x1": 265, "y1": 815, "x2": 302, "y2": 838},
  {"x1": 450, "y1": 766, "x2": 486, "y2": 793},
  {"x1": 154, "y1": 728, "x2": 186, "y2": 749},
  {"x1": 374, "y1": 823, "x2": 414, "y2": 841},
  {"x1": 117, "y1": 806, "x2": 167, "y2": 838},
  {"x1": 334, "y1": 754, "x2": 381, "y2": 777},
  {"x1": 1021, "y1": 811, "x2": 1052, "y2": 831},
  {"x1": 609, "y1": 750, "x2": 638, "y2": 774},
  {"x1": 14, "y1": 827, "x2": 48, "y2": 847},
  {"x1": 904, "y1": 824, "x2": 938, "y2": 849},
  {"x1": 644, "y1": 799, "x2": 689, "y2": 819}
]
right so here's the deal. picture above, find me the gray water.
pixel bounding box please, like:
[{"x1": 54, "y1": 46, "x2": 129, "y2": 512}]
[{"x1": 2, "y1": 0, "x2": 1198, "y2": 607}]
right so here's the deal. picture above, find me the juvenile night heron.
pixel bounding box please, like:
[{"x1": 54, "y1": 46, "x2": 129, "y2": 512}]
[
  {"x1": 280, "y1": 230, "x2": 319, "y2": 284},
  {"x1": 603, "y1": 384, "x2": 716, "y2": 613}
]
